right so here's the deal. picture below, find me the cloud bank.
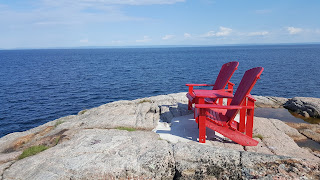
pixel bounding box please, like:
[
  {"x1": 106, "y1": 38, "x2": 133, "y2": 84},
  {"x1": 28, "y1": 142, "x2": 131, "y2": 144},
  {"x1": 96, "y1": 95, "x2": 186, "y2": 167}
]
[
  {"x1": 162, "y1": 35, "x2": 175, "y2": 40},
  {"x1": 287, "y1": 27, "x2": 303, "y2": 34},
  {"x1": 201, "y1": 27, "x2": 233, "y2": 37}
]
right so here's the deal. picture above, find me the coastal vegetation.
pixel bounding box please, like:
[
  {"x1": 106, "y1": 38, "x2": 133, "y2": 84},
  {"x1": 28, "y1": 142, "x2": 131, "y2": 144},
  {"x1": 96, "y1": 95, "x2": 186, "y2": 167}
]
[
  {"x1": 116, "y1": 127, "x2": 136, "y2": 132},
  {"x1": 78, "y1": 109, "x2": 88, "y2": 115},
  {"x1": 253, "y1": 134, "x2": 264, "y2": 140},
  {"x1": 55, "y1": 136, "x2": 61, "y2": 145},
  {"x1": 18, "y1": 145, "x2": 49, "y2": 159},
  {"x1": 54, "y1": 120, "x2": 64, "y2": 128},
  {"x1": 138, "y1": 99, "x2": 152, "y2": 104}
]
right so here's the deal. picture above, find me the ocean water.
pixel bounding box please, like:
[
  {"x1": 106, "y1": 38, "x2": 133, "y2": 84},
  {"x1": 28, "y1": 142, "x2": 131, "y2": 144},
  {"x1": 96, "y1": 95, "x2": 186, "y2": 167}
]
[{"x1": 1, "y1": 44, "x2": 320, "y2": 137}]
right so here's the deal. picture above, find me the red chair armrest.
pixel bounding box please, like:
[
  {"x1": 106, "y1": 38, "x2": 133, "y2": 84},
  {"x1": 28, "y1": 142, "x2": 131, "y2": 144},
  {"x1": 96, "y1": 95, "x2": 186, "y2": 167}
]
[
  {"x1": 227, "y1": 81, "x2": 235, "y2": 86},
  {"x1": 246, "y1": 94, "x2": 256, "y2": 101},
  {"x1": 225, "y1": 88, "x2": 233, "y2": 92},
  {"x1": 186, "y1": 84, "x2": 215, "y2": 87},
  {"x1": 195, "y1": 104, "x2": 254, "y2": 109},
  {"x1": 186, "y1": 84, "x2": 215, "y2": 94},
  {"x1": 193, "y1": 89, "x2": 234, "y2": 98}
]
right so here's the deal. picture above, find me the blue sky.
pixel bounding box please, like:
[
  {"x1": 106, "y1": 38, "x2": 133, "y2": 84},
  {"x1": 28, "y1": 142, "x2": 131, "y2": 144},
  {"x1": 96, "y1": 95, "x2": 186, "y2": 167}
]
[{"x1": 1, "y1": 0, "x2": 320, "y2": 49}]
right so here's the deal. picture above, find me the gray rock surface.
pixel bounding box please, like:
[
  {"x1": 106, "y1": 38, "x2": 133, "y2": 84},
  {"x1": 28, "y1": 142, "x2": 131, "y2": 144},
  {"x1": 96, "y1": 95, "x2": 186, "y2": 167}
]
[
  {"x1": 174, "y1": 142, "x2": 320, "y2": 179},
  {"x1": 300, "y1": 129, "x2": 320, "y2": 143},
  {"x1": 240, "y1": 151, "x2": 319, "y2": 179},
  {"x1": 0, "y1": 92, "x2": 319, "y2": 179},
  {"x1": 286, "y1": 122, "x2": 320, "y2": 148},
  {"x1": 284, "y1": 97, "x2": 320, "y2": 118},
  {"x1": 0, "y1": 92, "x2": 192, "y2": 154},
  {"x1": 3, "y1": 129, "x2": 175, "y2": 180},
  {"x1": 173, "y1": 142, "x2": 241, "y2": 179},
  {"x1": 252, "y1": 117, "x2": 317, "y2": 161},
  {"x1": 253, "y1": 95, "x2": 288, "y2": 108}
]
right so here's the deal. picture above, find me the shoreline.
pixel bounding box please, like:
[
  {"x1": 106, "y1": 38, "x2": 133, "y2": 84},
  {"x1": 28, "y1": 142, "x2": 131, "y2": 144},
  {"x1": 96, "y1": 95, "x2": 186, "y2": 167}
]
[{"x1": 0, "y1": 92, "x2": 319, "y2": 179}]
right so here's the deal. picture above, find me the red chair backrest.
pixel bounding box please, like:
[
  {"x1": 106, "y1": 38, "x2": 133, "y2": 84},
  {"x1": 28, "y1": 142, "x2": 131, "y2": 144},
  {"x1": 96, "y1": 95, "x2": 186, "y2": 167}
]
[
  {"x1": 225, "y1": 67, "x2": 264, "y2": 120},
  {"x1": 212, "y1": 61, "x2": 239, "y2": 90}
]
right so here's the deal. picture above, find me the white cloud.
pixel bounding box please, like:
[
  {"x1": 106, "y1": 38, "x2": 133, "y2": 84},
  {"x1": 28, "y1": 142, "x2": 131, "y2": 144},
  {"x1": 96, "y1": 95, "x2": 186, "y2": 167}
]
[
  {"x1": 201, "y1": 31, "x2": 215, "y2": 37},
  {"x1": 216, "y1": 26, "x2": 232, "y2": 36},
  {"x1": 79, "y1": 39, "x2": 89, "y2": 43},
  {"x1": 201, "y1": 27, "x2": 232, "y2": 38},
  {"x1": 184, "y1": 33, "x2": 191, "y2": 38},
  {"x1": 162, "y1": 34, "x2": 175, "y2": 40},
  {"x1": 2, "y1": 0, "x2": 186, "y2": 28},
  {"x1": 287, "y1": 27, "x2": 303, "y2": 34},
  {"x1": 247, "y1": 31, "x2": 269, "y2": 36},
  {"x1": 136, "y1": 36, "x2": 152, "y2": 42}
]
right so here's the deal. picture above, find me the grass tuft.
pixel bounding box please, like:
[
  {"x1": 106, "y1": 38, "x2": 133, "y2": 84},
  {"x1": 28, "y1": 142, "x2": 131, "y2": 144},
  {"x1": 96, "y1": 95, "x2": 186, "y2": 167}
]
[
  {"x1": 253, "y1": 134, "x2": 264, "y2": 140},
  {"x1": 55, "y1": 136, "x2": 61, "y2": 145},
  {"x1": 116, "y1": 127, "x2": 136, "y2": 132},
  {"x1": 138, "y1": 99, "x2": 152, "y2": 104},
  {"x1": 54, "y1": 120, "x2": 64, "y2": 128},
  {"x1": 79, "y1": 109, "x2": 88, "y2": 115},
  {"x1": 18, "y1": 145, "x2": 49, "y2": 159}
]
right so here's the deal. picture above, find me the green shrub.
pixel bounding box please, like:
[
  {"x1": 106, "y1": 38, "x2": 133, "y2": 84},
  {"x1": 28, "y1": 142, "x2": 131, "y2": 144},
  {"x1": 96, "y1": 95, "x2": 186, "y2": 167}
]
[{"x1": 19, "y1": 145, "x2": 49, "y2": 159}]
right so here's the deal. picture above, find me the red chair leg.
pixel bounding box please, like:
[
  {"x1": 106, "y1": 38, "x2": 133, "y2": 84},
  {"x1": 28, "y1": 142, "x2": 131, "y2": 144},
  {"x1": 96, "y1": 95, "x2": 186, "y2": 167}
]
[
  {"x1": 188, "y1": 100, "x2": 192, "y2": 110},
  {"x1": 239, "y1": 98, "x2": 247, "y2": 133},
  {"x1": 198, "y1": 108, "x2": 206, "y2": 143},
  {"x1": 246, "y1": 99, "x2": 255, "y2": 137}
]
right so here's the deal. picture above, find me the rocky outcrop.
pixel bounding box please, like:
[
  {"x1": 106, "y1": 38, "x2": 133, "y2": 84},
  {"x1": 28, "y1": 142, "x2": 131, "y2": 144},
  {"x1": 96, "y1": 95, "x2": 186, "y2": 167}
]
[
  {"x1": 286, "y1": 123, "x2": 320, "y2": 144},
  {"x1": 0, "y1": 93, "x2": 190, "y2": 154},
  {"x1": 174, "y1": 142, "x2": 319, "y2": 179},
  {"x1": 251, "y1": 117, "x2": 317, "y2": 160},
  {"x1": 253, "y1": 95, "x2": 288, "y2": 108},
  {"x1": 284, "y1": 97, "x2": 320, "y2": 118},
  {"x1": 3, "y1": 130, "x2": 176, "y2": 180},
  {"x1": 2, "y1": 133, "x2": 320, "y2": 179},
  {"x1": 0, "y1": 92, "x2": 319, "y2": 179}
]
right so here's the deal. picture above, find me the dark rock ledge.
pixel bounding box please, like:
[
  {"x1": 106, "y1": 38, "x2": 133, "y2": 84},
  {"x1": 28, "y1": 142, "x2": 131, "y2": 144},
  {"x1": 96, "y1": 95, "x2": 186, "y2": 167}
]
[
  {"x1": 254, "y1": 95, "x2": 320, "y2": 119},
  {"x1": 284, "y1": 97, "x2": 320, "y2": 118},
  {"x1": 0, "y1": 92, "x2": 319, "y2": 179}
]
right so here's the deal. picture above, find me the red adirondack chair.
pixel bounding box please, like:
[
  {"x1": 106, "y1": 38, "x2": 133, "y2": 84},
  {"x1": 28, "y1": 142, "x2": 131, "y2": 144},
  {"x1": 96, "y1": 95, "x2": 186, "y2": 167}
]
[
  {"x1": 194, "y1": 67, "x2": 264, "y2": 146},
  {"x1": 186, "y1": 61, "x2": 239, "y2": 110}
]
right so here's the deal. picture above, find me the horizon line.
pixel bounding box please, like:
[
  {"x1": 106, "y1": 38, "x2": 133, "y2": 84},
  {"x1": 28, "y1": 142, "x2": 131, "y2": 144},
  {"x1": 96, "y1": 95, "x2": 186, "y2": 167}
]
[{"x1": 1, "y1": 42, "x2": 320, "y2": 50}]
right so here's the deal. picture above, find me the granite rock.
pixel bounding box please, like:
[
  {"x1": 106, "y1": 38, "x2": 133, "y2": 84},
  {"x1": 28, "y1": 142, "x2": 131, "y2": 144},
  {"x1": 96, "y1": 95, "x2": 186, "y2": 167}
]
[
  {"x1": 3, "y1": 129, "x2": 175, "y2": 180},
  {"x1": 173, "y1": 142, "x2": 241, "y2": 179},
  {"x1": 299, "y1": 129, "x2": 320, "y2": 143},
  {"x1": 253, "y1": 95, "x2": 288, "y2": 108},
  {"x1": 174, "y1": 142, "x2": 320, "y2": 179},
  {"x1": 284, "y1": 97, "x2": 320, "y2": 118},
  {"x1": 252, "y1": 117, "x2": 318, "y2": 161},
  {"x1": 0, "y1": 93, "x2": 319, "y2": 179}
]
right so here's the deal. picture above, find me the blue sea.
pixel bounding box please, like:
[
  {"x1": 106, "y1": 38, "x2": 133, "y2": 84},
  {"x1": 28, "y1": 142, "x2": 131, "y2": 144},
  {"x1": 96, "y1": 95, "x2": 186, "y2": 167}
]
[{"x1": 1, "y1": 44, "x2": 320, "y2": 137}]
